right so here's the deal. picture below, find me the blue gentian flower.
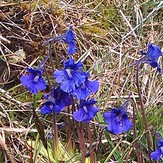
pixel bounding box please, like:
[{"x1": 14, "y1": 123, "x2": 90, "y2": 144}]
[
  {"x1": 59, "y1": 26, "x2": 77, "y2": 55},
  {"x1": 42, "y1": 26, "x2": 77, "y2": 55},
  {"x1": 72, "y1": 72, "x2": 99, "y2": 99},
  {"x1": 103, "y1": 97, "x2": 132, "y2": 134},
  {"x1": 150, "y1": 135, "x2": 163, "y2": 161},
  {"x1": 40, "y1": 87, "x2": 71, "y2": 114},
  {"x1": 140, "y1": 43, "x2": 162, "y2": 74},
  {"x1": 20, "y1": 68, "x2": 46, "y2": 94},
  {"x1": 53, "y1": 58, "x2": 86, "y2": 93},
  {"x1": 73, "y1": 99, "x2": 99, "y2": 123}
]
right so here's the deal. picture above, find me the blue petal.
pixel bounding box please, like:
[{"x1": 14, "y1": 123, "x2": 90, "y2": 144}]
[
  {"x1": 80, "y1": 99, "x2": 96, "y2": 108},
  {"x1": 87, "y1": 106, "x2": 99, "y2": 116},
  {"x1": 35, "y1": 77, "x2": 46, "y2": 91},
  {"x1": 53, "y1": 70, "x2": 67, "y2": 83},
  {"x1": 53, "y1": 105, "x2": 63, "y2": 114},
  {"x1": 157, "y1": 139, "x2": 163, "y2": 148},
  {"x1": 150, "y1": 149, "x2": 161, "y2": 161},
  {"x1": 149, "y1": 61, "x2": 158, "y2": 68},
  {"x1": 26, "y1": 68, "x2": 42, "y2": 75},
  {"x1": 60, "y1": 79, "x2": 75, "y2": 93},
  {"x1": 60, "y1": 92, "x2": 72, "y2": 106},
  {"x1": 82, "y1": 106, "x2": 98, "y2": 123},
  {"x1": 20, "y1": 74, "x2": 33, "y2": 87},
  {"x1": 146, "y1": 61, "x2": 162, "y2": 74},
  {"x1": 73, "y1": 99, "x2": 98, "y2": 123},
  {"x1": 85, "y1": 80, "x2": 99, "y2": 93},
  {"x1": 73, "y1": 108, "x2": 85, "y2": 122},
  {"x1": 73, "y1": 86, "x2": 90, "y2": 100},
  {"x1": 64, "y1": 58, "x2": 83, "y2": 70},
  {"x1": 27, "y1": 84, "x2": 38, "y2": 94},
  {"x1": 64, "y1": 58, "x2": 74, "y2": 69},
  {"x1": 103, "y1": 108, "x2": 132, "y2": 134},
  {"x1": 105, "y1": 114, "x2": 123, "y2": 134},
  {"x1": 49, "y1": 87, "x2": 71, "y2": 106},
  {"x1": 40, "y1": 103, "x2": 52, "y2": 114},
  {"x1": 20, "y1": 75, "x2": 38, "y2": 94},
  {"x1": 65, "y1": 26, "x2": 75, "y2": 42},
  {"x1": 79, "y1": 88, "x2": 90, "y2": 100},
  {"x1": 67, "y1": 42, "x2": 77, "y2": 55},
  {"x1": 72, "y1": 71, "x2": 85, "y2": 86},
  {"x1": 83, "y1": 113, "x2": 93, "y2": 123},
  {"x1": 121, "y1": 115, "x2": 133, "y2": 132},
  {"x1": 20, "y1": 67, "x2": 46, "y2": 94},
  {"x1": 139, "y1": 43, "x2": 162, "y2": 74},
  {"x1": 147, "y1": 43, "x2": 162, "y2": 61},
  {"x1": 103, "y1": 111, "x2": 113, "y2": 124},
  {"x1": 106, "y1": 121, "x2": 122, "y2": 134}
]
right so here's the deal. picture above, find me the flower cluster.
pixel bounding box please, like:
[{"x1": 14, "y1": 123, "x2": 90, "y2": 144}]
[
  {"x1": 54, "y1": 58, "x2": 99, "y2": 99},
  {"x1": 19, "y1": 26, "x2": 162, "y2": 140},
  {"x1": 20, "y1": 26, "x2": 99, "y2": 123},
  {"x1": 53, "y1": 57, "x2": 99, "y2": 122}
]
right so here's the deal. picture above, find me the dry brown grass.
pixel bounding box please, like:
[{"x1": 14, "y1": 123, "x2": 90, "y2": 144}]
[{"x1": 0, "y1": 0, "x2": 162, "y2": 162}]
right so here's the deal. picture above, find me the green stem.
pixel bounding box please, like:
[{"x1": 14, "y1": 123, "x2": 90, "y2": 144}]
[{"x1": 136, "y1": 64, "x2": 151, "y2": 162}]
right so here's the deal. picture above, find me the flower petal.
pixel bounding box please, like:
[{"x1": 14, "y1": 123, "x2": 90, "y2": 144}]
[
  {"x1": 53, "y1": 105, "x2": 63, "y2": 114},
  {"x1": 20, "y1": 74, "x2": 33, "y2": 87},
  {"x1": 147, "y1": 43, "x2": 162, "y2": 61},
  {"x1": 86, "y1": 80, "x2": 99, "y2": 93},
  {"x1": 53, "y1": 70, "x2": 67, "y2": 83},
  {"x1": 36, "y1": 77, "x2": 46, "y2": 91},
  {"x1": 60, "y1": 79, "x2": 75, "y2": 93},
  {"x1": 73, "y1": 87, "x2": 90, "y2": 100},
  {"x1": 73, "y1": 108, "x2": 85, "y2": 122},
  {"x1": 150, "y1": 149, "x2": 161, "y2": 161},
  {"x1": 40, "y1": 103, "x2": 52, "y2": 114},
  {"x1": 67, "y1": 42, "x2": 77, "y2": 55},
  {"x1": 106, "y1": 121, "x2": 122, "y2": 134},
  {"x1": 121, "y1": 115, "x2": 133, "y2": 132},
  {"x1": 20, "y1": 75, "x2": 38, "y2": 94}
]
